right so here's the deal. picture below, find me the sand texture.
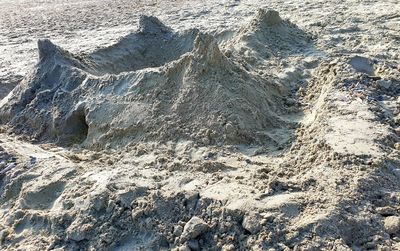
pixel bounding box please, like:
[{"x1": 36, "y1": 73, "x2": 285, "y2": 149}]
[{"x1": 0, "y1": 0, "x2": 400, "y2": 250}]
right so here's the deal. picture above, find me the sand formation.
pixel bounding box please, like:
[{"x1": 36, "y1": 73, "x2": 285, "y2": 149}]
[
  {"x1": 0, "y1": 10, "x2": 309, "y2": 148},
  {"x1": 229, "y1": 9, "x2": 312, "y2": 67},
  {"x1": 1, "y1": 3, "x2": 400, "y2": 250}
]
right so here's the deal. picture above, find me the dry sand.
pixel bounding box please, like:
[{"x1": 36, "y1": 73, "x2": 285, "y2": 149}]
[{"x1": 0, "y1": 0, "x2": 400, "y2": 250}]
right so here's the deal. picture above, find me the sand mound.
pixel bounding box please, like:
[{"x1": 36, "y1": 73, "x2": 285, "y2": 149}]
[
  {"x1": 227, "y1": 9, "x2": 312, "y2": 67},
  {"x1": 0, "y1": 14, "x2": 292, "y2": 148}
]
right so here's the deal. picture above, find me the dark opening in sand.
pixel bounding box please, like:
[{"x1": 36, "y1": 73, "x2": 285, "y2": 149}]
[{"x1": 62, "y1": 110, "x2": 89, "y2": 145}]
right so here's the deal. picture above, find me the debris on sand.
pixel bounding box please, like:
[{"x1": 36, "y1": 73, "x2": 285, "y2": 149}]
[
  {"x1": 348, "y1": 55, "x2": 375, "y2": 75},
  {"x1": 181, "y1": 216, "x2": 209, "y2": 241}
]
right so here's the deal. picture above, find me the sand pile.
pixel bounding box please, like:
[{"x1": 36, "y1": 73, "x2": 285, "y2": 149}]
[
  {"x1": 0, "y1": 14, "x2": 295, "y2": 148},
  {"x1": 226, "y1": 9, "x2": 312, "y2": 68}
]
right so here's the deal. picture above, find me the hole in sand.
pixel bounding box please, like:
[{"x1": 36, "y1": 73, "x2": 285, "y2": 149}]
[{"x1": 62, "y1": 110, "x2": 89, "y2": 145}]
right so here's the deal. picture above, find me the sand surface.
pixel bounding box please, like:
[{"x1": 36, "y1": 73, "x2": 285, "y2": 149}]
[{"x1": 0, "y1": 0, "x2": 400, "y2": 250}]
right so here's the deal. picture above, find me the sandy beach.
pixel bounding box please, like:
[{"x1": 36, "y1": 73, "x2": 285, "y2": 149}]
[{"x1": 0, "y1": 0, "x2": 399, "y2": 250}]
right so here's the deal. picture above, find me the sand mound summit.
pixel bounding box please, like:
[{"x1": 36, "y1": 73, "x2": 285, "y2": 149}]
[
  {"x1": 229, "y1": 9, "x2": 312, "y2": 65},
  {"x1": 0, "y1": 11, "x2": 300, "y2": 148}
]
